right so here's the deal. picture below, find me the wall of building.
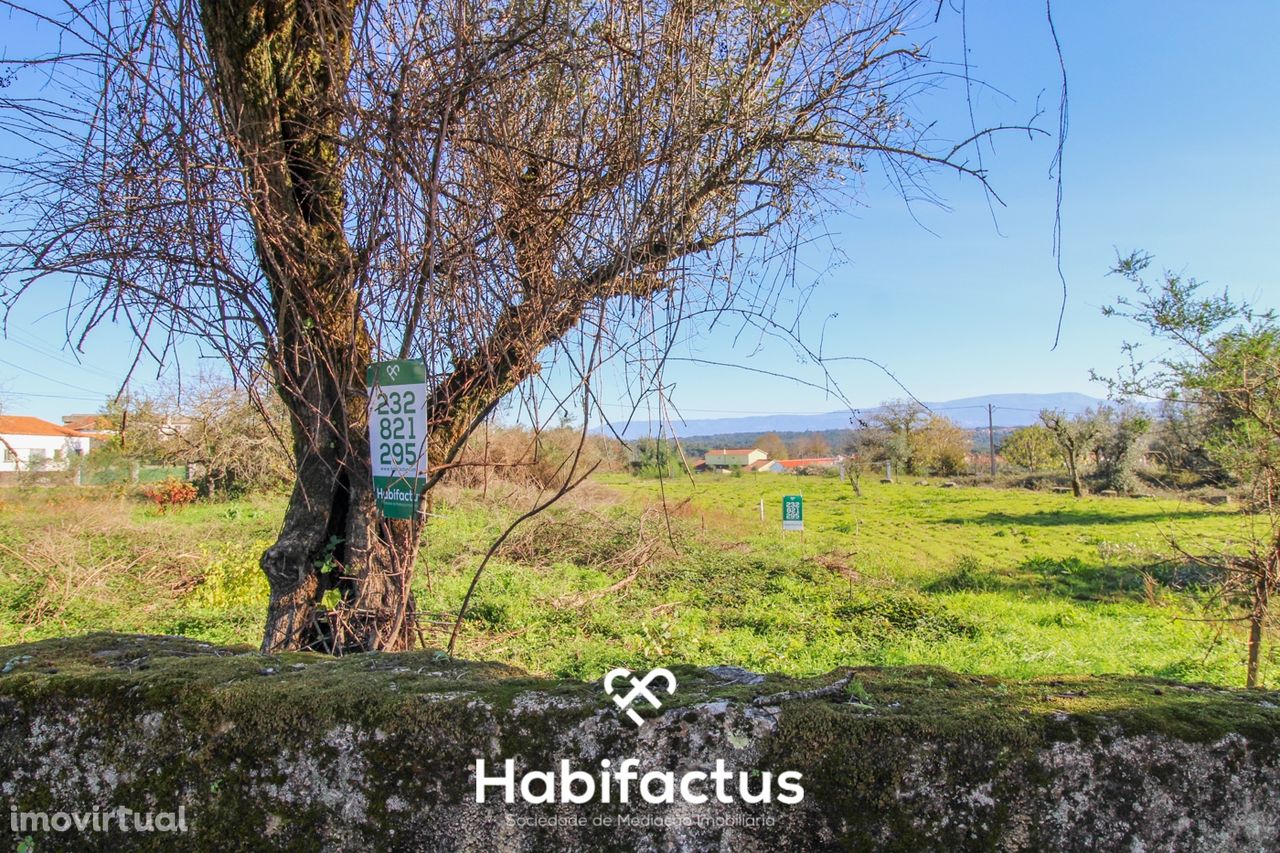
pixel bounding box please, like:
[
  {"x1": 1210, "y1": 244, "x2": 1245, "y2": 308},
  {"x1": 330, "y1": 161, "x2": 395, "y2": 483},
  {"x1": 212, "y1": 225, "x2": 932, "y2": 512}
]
[{"x1": 0, "y1": 433, "x2": 90, "y2": 473}]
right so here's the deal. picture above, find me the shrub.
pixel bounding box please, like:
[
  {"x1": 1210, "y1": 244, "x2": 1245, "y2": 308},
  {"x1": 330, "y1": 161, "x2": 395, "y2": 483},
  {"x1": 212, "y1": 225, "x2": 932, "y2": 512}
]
[
  {"x1": 924, "y1": 555, "x2": 999, "y2": 593},
  {"x1": 835, "y1": 590, "x2": 977, "y2": 638},
  {"x1": 139, "y1": 478, "x2": 197, "y2": 512},
  {"x1": 187, "y1": 540, "x2": 272, "y2": 610}
]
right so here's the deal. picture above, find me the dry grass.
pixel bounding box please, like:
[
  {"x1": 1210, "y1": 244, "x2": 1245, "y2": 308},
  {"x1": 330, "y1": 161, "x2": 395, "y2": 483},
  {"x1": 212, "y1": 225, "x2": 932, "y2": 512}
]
[{"x1": 0, "y1": 488, "x2": 278, "y2": 643}]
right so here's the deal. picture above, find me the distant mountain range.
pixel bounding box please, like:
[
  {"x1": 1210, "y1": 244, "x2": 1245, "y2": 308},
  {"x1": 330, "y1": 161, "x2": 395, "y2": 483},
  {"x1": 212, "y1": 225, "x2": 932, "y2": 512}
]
[{"x1": 616, "y1": 392, "x2": 1106, "y2": 439}]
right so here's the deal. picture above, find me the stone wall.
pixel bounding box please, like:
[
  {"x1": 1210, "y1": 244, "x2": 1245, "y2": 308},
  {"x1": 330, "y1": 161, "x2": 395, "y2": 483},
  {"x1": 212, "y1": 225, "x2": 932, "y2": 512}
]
[{"x1": 0, "y1": 634, "x2": 1277, "y2": 851}]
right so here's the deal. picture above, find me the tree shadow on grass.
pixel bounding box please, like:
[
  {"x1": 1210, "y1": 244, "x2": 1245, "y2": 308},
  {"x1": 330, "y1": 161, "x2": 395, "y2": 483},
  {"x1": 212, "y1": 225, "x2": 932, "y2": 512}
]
[
  {"x1": 924, "y1": 555, "x2": 1225, "y2": 603},
  {"x1": 936, "y1": 509, "x2": 1220, "y2": 527}
]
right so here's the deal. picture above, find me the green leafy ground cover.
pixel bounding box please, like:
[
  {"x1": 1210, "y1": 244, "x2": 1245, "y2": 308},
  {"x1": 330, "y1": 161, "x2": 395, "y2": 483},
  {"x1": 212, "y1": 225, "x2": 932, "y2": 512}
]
[{"x1": 0, "y1": 474, "x2": 1265, "y2": 686}]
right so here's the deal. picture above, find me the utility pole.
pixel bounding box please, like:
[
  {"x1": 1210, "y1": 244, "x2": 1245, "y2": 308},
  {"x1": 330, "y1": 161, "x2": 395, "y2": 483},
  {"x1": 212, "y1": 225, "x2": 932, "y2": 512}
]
[{"x1": 987, "y1": 403, "x2": 996, "y2": 476}]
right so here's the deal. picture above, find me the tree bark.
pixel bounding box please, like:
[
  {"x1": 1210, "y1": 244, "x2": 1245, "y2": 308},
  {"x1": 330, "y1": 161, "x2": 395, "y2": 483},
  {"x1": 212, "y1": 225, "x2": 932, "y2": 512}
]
[
  {"x1": 1067, "y1": 455, "x2": 1083, "y2": 498},
  {"x1": 1246, "y1": 551, "x2": 1274, "y2": 689},
  {"x1": 199, "y1": 0, "x2": 421, "y2": 653},
  {"x1": 258, "y1": 307, "x2": 421, "y2": 653}
]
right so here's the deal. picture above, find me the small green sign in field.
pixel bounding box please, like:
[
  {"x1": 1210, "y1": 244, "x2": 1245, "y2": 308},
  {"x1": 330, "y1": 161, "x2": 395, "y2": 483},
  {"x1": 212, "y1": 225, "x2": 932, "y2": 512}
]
[
  {"x1": 782, "y1": 494, "x2": 803, "y2": 531},
  {"x1": 366, "y1": 359, "x2": 428, "y2": 519}
]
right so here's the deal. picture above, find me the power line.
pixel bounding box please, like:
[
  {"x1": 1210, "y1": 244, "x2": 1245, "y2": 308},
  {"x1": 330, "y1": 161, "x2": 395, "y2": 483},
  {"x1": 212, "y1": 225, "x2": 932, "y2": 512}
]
[
  {"x1": 605, "y1": 401, "x2": 1073, "y2": 418},
  {"x1": 2, "y1": 390, "x2": 104, "y2": 402},
  {"x1": 0, "y1": 329, "x2": 120, "y2": 381},
  {"x1": 0, "y1": 356, "x2": 106, "y2": 395}
]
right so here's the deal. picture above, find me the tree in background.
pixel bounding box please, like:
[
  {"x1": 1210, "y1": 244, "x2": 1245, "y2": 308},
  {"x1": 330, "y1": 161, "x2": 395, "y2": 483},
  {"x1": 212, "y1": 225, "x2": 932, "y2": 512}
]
[
  {"x1": 863, "y1": 402, "x2": 966, "y2": 475},
  {"x1": 754, "y1": 433, "x2": 790, "y2": 461},
  {"x1": 629, "y1": 439, "x2": 678, "y2": 479},
  {"x1": 165, "y1": 381, "x2": 293, "y2": 496},
  {"x1": 97, "y1": 396, "x2": 171, "y2": 462},
  {"x1": 1040, "y1": 409, "x2": 1099, "y2": 497},
  {"x1": 96, "y1": 379, "x2": 293, "y2": 496},
  {"x1": 842, "y1": 425, "x2": 884, "y2": 488},
  {"x1": 911, "y1": 415, "x2": 969, "y2": 475},
  {"x1": 1001, "y1": 424, "x2": 1059, "y2": 471},
  {"x1": 1093, "y1": 406, "x2": 1151, "y2": 494},
  {"x1": 1106, "y1": 252, "x2": 1280, "y2": 686},
  {"x1": 869, "y1": 400, "x2": 926, "y2": 474},
  {"x1": 0, "y1": 1, "x2": 1045, "y2": 652},
  {"x1": 1148, "y1": 399, "x2": 1229, "y2": 486},
  {"x1": 845, "y1": 425, "x2": 887, "y2": 467},
  {"x1": 792, "y1": 433, "x2": 832, "y2": 458}
]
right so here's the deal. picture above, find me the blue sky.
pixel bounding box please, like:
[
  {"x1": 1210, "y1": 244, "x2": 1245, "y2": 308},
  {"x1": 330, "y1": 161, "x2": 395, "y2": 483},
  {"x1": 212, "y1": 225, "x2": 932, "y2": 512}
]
[{"x1": 2, "y1": 1, "x2": 1278, "y2": 427}]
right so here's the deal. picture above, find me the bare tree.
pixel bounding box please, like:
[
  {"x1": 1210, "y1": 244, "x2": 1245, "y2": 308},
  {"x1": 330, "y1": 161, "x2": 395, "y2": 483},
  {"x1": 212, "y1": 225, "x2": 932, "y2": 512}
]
[
  {"x1": 97, "y1": 377, "x2": 293, "y2": 496},
  {"x1": 792, "y1": 433, "x2": 832, "y2": 458},
  {"x1": 0, "y1": 0, "x2": 1042, "y2": 652}
]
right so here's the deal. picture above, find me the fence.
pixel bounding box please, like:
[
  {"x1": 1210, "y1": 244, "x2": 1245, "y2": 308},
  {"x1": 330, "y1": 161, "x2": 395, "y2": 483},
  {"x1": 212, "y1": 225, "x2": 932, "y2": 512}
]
[{"x1": 78, "y1": 463, "x2": 189, "y2": 486}]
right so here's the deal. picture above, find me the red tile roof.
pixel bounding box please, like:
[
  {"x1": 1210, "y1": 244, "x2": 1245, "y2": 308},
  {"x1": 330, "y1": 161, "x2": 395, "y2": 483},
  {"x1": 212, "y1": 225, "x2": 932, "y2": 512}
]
[
  {"x1": 0, "y1": 415, "x2": 89, "y2": 438},
  {"x1": 62, "y1": 414, "x2": 105, "y2": 432},
  {"x1": 774, "y1": 457, "x2": 840, "y2": 468}
]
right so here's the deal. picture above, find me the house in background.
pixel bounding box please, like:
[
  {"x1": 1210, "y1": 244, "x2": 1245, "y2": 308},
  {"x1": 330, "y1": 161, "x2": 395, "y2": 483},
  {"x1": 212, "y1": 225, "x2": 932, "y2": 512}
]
[
  {"x1": 61, "y1": 413, "x2": 100, "y2": 431},
  {"x1": 0, "y1": 415, "x2": 91, "y2": 472},
  {"x1": 702, "y1": 448, "x2": 767, "y2": 470},
  {"x1": 62, "y1": 413, "x2": 115, "y2": 449},
  {"x1": 762, "y1": 456, "x2": 843, "y2": 473}
]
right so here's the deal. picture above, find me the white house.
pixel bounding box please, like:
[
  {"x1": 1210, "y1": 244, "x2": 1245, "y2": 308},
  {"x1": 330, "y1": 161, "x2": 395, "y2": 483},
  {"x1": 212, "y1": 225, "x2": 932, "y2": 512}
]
[
  {"x1": 0, "y1": 416, "x2": 92, "y2": 472},
  {"x1": 702, "y1": 448, "x2": 768, "y2": 469}
]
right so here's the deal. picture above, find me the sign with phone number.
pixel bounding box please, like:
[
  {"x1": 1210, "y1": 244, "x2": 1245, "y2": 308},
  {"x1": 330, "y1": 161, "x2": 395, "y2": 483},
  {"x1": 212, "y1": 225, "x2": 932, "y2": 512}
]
[
  {"x1": 367, "y1": 359, "x2": 428, "y2": 519},
  {"x1": 782, "y1": 495, "x2": 803, "y2": 531}
]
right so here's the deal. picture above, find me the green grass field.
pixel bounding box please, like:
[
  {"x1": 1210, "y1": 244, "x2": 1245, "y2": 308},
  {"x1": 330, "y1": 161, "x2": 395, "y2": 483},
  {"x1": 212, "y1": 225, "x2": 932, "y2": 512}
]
[{"x1": 0, "y1": 474, "x2": 1268, "y2": 687}]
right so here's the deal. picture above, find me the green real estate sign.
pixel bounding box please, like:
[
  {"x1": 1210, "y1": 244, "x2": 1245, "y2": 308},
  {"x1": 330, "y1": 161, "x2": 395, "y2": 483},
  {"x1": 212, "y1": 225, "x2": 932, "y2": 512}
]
[
  {"x1": 367, "y1": 359, "x2": 428, "y2": 519},
  {"x1": 782, "y1": 495, "x2": 803, "y2": 531}
]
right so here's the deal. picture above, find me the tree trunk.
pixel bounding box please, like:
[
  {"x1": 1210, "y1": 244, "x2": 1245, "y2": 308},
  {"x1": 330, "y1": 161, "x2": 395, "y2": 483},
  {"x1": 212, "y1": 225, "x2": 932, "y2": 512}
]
[
  {"x1": 258, "y1": 321, "x2": 421, "y2": 653},
  {"x1": 199, "y1": 0, "x2": 420, "y2": 653},
  {"x1": 1066, "y1": 455, "x2": 1083, "y2": 498},
  {"x1": 1246, "y1": 577, "x2": 1266, "y2": 689},
  {"x1": 1246, "y1": 553, "x2": 1274, "y2": 688}
]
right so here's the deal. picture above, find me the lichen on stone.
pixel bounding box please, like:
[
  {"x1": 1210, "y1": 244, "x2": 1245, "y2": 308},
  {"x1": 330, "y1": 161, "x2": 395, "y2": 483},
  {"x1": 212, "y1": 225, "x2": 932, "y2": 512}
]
[{"x1": 0, "y1": 633, "x2": 1277, "y2": 851}]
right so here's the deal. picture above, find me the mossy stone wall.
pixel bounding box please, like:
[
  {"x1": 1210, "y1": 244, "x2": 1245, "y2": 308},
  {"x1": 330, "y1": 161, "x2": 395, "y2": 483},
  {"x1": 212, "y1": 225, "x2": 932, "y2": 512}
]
[{"x1": 0, "y1": 634, "x2": 1277, "y2": 851}]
